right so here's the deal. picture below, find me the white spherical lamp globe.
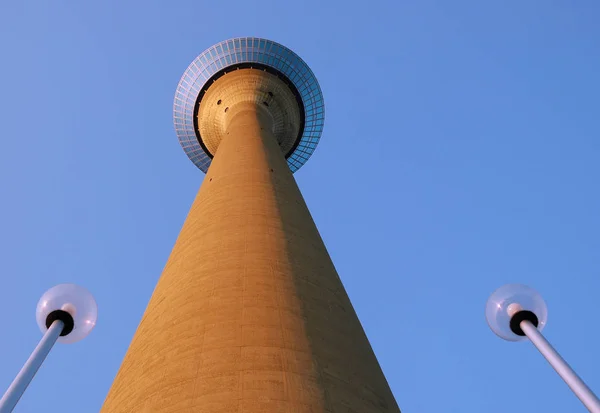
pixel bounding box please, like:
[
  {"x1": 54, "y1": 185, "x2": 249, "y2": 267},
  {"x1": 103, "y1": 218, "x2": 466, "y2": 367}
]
[
  {"x1": 485, "y1": 284, "x2": 547, "y2": 341},
  {"x1": 35, "y1": 284, "x2": 98, "y2": 344}
]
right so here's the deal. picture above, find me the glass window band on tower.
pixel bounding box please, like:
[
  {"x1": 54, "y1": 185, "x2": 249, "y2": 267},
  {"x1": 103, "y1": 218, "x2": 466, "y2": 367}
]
[{"x1": 173, "y1": 37, "x2": 325, "y2": 173}]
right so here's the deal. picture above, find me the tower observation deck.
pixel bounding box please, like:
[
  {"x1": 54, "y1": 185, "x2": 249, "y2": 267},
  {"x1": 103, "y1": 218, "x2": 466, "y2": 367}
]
[{"x1": 101, "y1": 37, "x2": 401, "y2": 413}]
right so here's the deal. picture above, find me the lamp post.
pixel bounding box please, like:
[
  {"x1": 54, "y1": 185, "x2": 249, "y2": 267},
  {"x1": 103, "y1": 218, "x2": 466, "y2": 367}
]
[
  {"x1": 486, "y1": 284, "x2": 600, "y2": 413},
  {"x1": 0, "y1": 284, "x2": 97, "y2": 413}
]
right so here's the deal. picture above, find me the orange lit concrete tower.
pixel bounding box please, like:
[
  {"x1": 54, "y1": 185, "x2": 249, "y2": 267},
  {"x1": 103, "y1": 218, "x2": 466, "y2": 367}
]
[{"x1": 101, "y1": 37, "x2": 401, "y2": 412}]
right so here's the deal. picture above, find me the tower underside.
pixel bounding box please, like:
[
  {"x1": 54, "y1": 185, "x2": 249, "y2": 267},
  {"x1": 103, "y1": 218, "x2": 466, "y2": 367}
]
[{"x1": 101, "y1": 69, "x2": 400, "y2": 412}]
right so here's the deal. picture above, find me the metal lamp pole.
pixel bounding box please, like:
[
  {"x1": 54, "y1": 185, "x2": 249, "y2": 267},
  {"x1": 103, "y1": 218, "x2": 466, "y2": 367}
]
[
  {"x1": 487, "y1": 284, "x2": 600, "y2": 413},
  {"x1": 0, "y1": 321, "x2": 64, "y2": 412},
  {"x1": 519, "y1": 317, "x2": 600, "y2": 412},
  {"x1": 0, "y1": 284, "x2": 97, "y2": 413}
]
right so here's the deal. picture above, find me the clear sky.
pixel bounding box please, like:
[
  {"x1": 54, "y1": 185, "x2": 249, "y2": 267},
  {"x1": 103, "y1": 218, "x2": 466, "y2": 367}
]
[{"x1": 1, "y1": 1, "x2": 599, "y2": 412}]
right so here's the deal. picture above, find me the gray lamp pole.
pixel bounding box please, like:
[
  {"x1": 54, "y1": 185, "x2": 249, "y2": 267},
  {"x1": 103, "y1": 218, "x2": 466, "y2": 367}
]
[
  {"x1": 486, "y1": 284, "x2": 600, "y2": 413},
  {"x1": 0, "y1": 284, "x2": 97, "y2": 413}
]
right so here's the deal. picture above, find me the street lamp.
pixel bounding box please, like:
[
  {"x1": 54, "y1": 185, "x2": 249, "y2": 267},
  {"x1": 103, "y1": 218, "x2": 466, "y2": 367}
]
[
  {"x1": 486, "y1": 284, "x2": 600, "y2": 413},
  {"x1": 0, "y1": 284, "x2": 97, "y2": 413}
]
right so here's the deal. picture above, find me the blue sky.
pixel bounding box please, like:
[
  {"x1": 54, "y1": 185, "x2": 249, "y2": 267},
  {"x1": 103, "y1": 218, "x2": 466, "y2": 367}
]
[{"x1": 1, "y1": 1, "x2": 599, "y2": 412}]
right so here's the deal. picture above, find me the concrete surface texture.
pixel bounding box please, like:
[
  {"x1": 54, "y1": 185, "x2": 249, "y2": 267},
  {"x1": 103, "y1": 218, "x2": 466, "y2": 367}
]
[{"x1": 101, "y1": 69, "x2": 401, "y2": 412}]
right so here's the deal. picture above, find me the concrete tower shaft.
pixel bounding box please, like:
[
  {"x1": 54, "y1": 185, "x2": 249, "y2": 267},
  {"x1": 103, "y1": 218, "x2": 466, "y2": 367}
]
[
  {"x1": 101, "y1": 38, "x2": 401, "y2": 412},
  {"x1": 101, "y1": 81, "x2": 400, "y2": 410}
]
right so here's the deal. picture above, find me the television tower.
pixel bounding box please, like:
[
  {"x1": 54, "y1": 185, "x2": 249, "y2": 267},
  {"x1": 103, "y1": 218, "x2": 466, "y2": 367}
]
[{"x1": 101, "y1": 37, "x2": 401, "y2": 412}]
